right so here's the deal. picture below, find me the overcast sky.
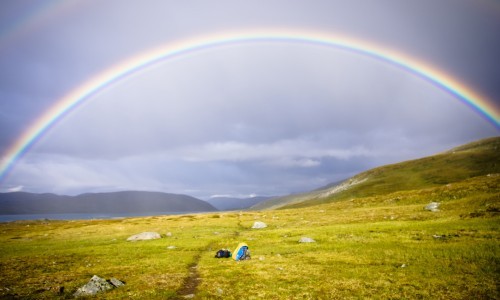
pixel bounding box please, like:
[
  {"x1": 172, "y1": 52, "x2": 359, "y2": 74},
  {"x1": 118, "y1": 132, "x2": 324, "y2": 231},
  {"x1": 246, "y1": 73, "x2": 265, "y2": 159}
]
[{"x1": 0, "y1": 0, "x2": 498, "y2": 199}]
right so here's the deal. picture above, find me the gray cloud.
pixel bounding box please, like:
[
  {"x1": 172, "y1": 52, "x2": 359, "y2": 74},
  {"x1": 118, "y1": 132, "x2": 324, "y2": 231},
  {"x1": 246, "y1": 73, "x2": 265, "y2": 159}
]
[{"x1": 0, "y1": 0, "x2": 498, "y2": 197}]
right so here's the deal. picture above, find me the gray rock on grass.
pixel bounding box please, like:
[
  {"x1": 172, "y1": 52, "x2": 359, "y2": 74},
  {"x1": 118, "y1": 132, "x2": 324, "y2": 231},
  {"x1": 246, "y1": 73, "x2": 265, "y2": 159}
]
[
  {"x1": 74, "y1": 275, "x2": 124, "y2": 297},
  {"x1": 299, "y1": 237, "x2": 316, "y2": 243},
  {"x1": 252, "y1": 221, "x2": 267, "y2": 229},
  {"x1": 127, "y1": 232, "x2": 161, "y2": 241},
  {"x1": 424, "y1": 202, "x2": 440, "y2": 212},
  {"x1": 110, "y1": 278, "x2": 125, "y2": 287}
]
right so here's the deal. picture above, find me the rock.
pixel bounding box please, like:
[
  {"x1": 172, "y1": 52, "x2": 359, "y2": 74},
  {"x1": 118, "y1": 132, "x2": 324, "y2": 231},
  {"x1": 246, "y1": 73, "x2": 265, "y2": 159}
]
[
  {"x1": 424, "y1": 202, "x2": 440, "y2": 212},
  {"x1": 73, "y1": 275, "x2": 114, "y2": 297},
  {"x1": 110, "y1": 278, "x2": 125, "y2": 287},
  {"x1": 299, "y1": 237, "x2": 316, "y2": 243},
  {"x1": 166, "y1": 232, "x2": 172, "y2": 237},
  {"x1": 252, "y1": 221, "x2": 267, "y2": 229},
  {"x1": 127, "y1": 232, "x2": 161, "y2": 241}
]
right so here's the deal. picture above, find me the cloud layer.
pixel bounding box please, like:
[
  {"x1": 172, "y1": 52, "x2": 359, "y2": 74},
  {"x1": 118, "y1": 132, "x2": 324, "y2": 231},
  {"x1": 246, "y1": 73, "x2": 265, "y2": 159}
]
[{"x1": 0, "y1": 1, "x2": 498, "y2": 198}]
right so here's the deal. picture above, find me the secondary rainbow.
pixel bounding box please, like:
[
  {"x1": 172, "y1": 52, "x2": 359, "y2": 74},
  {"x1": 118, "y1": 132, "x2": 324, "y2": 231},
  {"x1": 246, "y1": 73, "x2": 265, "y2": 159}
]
[{"x1": 1, "y1": 29, "x2": 499, "y2": 183}]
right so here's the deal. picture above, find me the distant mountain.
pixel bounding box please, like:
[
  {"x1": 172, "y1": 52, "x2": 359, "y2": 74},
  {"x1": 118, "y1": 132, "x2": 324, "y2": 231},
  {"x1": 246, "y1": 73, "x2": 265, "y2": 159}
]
[
  {"x1": 205, "y1": 196, "x2": 272, "y2": 211},
  {"x1": 0, "y1": 191, "x2": 217, "y2": 214},
  {"x1": 252, "y1": 136, "x2": 500, "y2": 210}
]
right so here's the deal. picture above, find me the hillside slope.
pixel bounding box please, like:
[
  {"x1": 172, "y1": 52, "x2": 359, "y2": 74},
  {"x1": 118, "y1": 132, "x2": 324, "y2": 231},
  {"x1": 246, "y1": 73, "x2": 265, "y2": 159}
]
[
  {"x1": 205, "y1": 196, "x2": 272, "y2": 211},
  {"x1": 253, "y1": 136, "x2": 500, "y2": 210},
  {"x1": 0, "y1": 191, "x2": 217, "y2": 214}
]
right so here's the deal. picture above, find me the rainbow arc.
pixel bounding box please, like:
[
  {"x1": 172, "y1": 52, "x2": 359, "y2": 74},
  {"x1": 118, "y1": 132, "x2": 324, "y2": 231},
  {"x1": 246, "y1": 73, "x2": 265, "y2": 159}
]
[{"x1": 1, "y1": 29, "x2": 498, "y2": 183}]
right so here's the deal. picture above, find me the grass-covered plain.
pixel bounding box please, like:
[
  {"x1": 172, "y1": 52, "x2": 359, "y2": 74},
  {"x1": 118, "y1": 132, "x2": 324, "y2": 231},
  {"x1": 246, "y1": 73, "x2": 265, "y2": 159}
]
[{"x1": 0, "y1": 174, "x2": 498, "y2": 299}]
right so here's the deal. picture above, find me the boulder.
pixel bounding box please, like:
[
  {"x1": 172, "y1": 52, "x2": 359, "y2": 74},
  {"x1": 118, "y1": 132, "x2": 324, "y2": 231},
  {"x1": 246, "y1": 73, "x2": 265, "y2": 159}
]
[
  {"x1": 73, "y1": 275, "x2": 114, "y2": 297},
  {"x1": 298, "y1": 237, "x2": 316, "y2": 243},
  {"x1": 252, "y1": 221, "x2": 267, "y2": 229},
  {"x1": 110, "y1": 278, "x2": 125, "y2": 287},
  {"x1": 424, "y1": 202, "x2": 440, "y2": 212},
  {"x1": 127, "y1": 232, "x2": 161, "y2": 241}
]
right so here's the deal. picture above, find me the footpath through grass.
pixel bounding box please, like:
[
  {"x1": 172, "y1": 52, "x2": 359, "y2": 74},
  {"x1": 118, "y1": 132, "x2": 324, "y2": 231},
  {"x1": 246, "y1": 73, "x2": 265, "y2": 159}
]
[{"x1": 0, "y1": 175, "x2": 498, "y2": 299}]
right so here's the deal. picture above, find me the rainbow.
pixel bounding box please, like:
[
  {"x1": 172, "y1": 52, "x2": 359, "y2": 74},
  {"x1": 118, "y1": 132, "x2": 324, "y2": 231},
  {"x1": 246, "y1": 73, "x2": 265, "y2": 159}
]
[
  {"x1": 1, "y1": 29, "x2": 499, "y2": 183},
  {"x1": 0, "y1": 1, "x2": 81, "y2": 53}
]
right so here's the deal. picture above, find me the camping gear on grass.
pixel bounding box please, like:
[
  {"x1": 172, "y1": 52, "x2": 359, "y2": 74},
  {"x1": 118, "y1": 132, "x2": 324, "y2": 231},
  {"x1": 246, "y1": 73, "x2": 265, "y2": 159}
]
[
  {"x1": 214, "y1": 249, "x2": 231, "y2": 258},
  {"x1": 232, "y1": 242, "x2": 251, "y2": 261}
]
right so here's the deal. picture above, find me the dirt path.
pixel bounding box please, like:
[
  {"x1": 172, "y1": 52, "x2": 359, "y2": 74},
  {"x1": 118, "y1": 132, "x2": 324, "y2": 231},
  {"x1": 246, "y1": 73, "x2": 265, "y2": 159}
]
[
  {"x1": 173, "y1": 252, "x2": 202, "y2": 299},
  {"x1": 173, "y1": 221, "x2": 244, "y2": 298}
]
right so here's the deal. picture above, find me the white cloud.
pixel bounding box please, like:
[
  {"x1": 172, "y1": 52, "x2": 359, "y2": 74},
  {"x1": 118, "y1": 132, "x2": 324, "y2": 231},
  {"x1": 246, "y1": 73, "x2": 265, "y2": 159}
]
[
  {"x1": 6, "y1": 185, "x2": 23, "y2": 192},
  {"x1": 174, "y1": 138, "x2": 374, "y2": 165}
]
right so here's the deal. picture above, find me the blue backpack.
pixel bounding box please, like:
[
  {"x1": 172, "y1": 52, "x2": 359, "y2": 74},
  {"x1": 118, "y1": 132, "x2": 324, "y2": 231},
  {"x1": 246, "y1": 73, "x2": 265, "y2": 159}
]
[{"x1": 232, "y1": 242, "x2": 251, "y2": 261}]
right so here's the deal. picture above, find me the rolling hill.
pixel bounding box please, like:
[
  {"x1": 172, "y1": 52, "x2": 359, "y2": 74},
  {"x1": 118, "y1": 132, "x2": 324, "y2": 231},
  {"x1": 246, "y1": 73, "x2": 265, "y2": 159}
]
[
  {"x1": 253, "y1": 136, "x2": 500, "y2": 210},
  {"x1": 0, "y1": 191, "x2": 217, "y2": 214}
]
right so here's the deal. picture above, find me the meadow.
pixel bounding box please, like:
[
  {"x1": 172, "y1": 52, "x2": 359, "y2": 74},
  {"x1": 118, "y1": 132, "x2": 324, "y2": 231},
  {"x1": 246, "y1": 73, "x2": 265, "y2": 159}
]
[{"x1": 0, "y1": 174, "x2": 498, "y2": 299}]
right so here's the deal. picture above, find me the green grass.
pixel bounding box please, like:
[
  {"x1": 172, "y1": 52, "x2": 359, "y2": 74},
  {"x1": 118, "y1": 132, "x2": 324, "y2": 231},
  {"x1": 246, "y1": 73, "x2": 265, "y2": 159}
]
[
  {"x1": 0, "y1": 174, "x2": 498, "y2": 299},
  {"x1": 256, "y1": 136, "x2": 500, "y2": 210}
]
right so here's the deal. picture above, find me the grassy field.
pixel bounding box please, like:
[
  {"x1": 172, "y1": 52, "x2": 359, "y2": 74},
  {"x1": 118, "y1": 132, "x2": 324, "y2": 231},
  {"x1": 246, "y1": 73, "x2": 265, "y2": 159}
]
[{"x1": 0, "y1": 173, "x2": 498, "y2": 299}]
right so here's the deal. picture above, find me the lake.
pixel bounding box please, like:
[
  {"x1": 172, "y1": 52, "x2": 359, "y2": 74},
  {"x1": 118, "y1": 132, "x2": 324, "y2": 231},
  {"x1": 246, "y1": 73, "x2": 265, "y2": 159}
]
[{"x1": 0, "y1": 212, "x2": 185, "y2": 222}]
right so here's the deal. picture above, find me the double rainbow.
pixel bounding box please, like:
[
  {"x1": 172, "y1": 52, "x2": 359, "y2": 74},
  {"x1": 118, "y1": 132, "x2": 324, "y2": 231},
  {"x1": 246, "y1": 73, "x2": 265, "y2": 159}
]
[{"x1": 1, "y1": 29, "x2": 498, "y2": 183}]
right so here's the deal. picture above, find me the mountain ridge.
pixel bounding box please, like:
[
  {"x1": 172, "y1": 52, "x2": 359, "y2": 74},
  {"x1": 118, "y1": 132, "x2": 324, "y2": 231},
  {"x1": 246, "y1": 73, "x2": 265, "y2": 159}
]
[{"x1": 0, "y1": 190, "x2": 217, "y2": 214}]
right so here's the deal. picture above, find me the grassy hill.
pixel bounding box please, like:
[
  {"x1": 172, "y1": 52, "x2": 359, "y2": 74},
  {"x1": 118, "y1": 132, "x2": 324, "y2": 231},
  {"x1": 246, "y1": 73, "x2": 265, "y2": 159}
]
[
  {"x1": 254, "y1": 136, "x2": 500, "y2": 210},
  {"x1": 0, "y1": 137, "x2": 498, "y2": 299}
]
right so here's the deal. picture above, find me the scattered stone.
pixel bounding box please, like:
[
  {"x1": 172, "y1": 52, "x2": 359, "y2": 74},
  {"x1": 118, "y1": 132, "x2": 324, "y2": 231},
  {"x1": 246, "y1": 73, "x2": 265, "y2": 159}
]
[
  {"x1": 400, "y1": 264, "x2": 407, "y2": 268},
  {"x1": 252, "y1": 221, "x2": 267, "y2": 229},
  {"x1": 424, "y1": 202, "x2": 440, "y2": 212},
  {"x1": 183, "y1": 294, "x2": 195, "y2": 299},
  {"x1": 217, "y1": 288, "x2": 224, "y2": 295},
  {"x1": 127, "y1": 232, "x2": 161, "y2": 241},
  {"x1": 213, "y1": 232, "x2": 220, "y2": 235},
  {"x1": 167, "y1": 245, "x2": 177, "y2": 250},
  {"x1": 259, "y1": 256, "x2": 265, "y2": 261},
  {"x1": 299, "y1": 237, "x2": 316, "y2": 243},
  {"x1": 276, "y1": 267, "x2": 284, "y2": 271},
  {"x1": 432, "y1": 234, "x2": 459, "y2": 240},
  {"x1": 110, "y1": 278, "x2": 125, "y2": 287},
  {"x1": 73, "y1": 275, "x2": 117, "y2": 297},
  {"x1": 166, "y1": 232, "x2": 172, "y2": 237}
]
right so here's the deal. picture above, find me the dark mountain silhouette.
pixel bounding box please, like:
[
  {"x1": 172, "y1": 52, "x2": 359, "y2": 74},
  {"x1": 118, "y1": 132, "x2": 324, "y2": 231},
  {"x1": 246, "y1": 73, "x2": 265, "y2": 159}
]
[
  {"x1": 0, "y1": 191, "x2": 217, "y2": 214},
  {"x1": 205, "y1": 196, "x2": 272, "y2": 211}
]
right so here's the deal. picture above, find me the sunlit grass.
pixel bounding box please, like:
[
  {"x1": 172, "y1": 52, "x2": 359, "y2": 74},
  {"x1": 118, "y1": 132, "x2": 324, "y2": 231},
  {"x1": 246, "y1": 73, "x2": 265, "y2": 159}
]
[{"x1": 0, "y1": 175, "x2": 498, "y2": 299}]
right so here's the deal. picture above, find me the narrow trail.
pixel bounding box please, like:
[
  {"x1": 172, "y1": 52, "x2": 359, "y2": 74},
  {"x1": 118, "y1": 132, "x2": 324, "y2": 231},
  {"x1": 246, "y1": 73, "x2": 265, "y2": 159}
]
[
  {"x1": 173, "y1": 252, "x2": 202, "y2": 299},
  {"x1": 172, "y1": 241, "x2": 217, "y2": 299},
  {"x1": 173, "y1": 216, "x2": 246, "y2": 298}
]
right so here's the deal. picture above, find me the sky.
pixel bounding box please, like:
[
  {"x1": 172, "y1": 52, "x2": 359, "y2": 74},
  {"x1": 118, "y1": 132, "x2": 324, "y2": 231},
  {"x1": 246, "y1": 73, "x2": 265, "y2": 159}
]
[{"x1": 0, "y1": 0, "x2": 499, "y2": 199}]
